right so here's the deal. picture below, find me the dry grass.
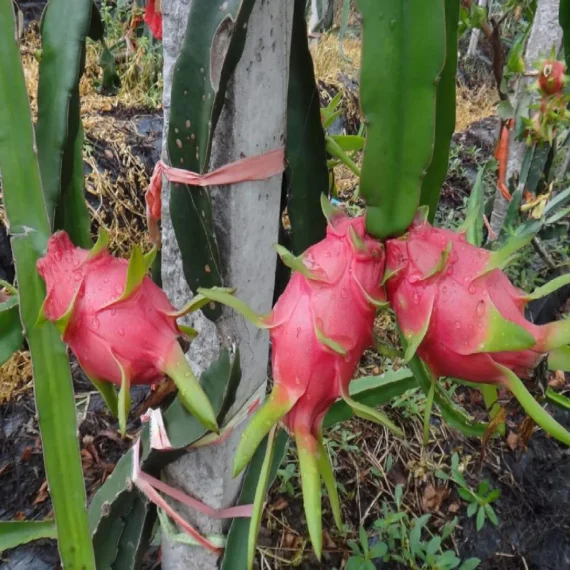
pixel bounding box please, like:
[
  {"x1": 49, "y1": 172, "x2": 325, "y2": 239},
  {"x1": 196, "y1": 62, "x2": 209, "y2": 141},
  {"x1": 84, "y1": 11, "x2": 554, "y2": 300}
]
[
  {"x1": 455, "y1": 83, "x2": 498, "y2": 132},
  {"x1": 0, "y1": 352, "x2": 33, "y2": 405}
]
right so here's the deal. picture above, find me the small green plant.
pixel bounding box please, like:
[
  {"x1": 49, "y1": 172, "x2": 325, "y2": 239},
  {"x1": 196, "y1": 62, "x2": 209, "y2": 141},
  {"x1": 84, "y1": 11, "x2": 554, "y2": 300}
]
[
  {"x1": 437, "y1": 453, "x2": 501, "y2": 532},
  {"x1": 341, "y1": 485, "x2": 481, "y2": 570},
  {"x1": 276, "y1": 461, "x2": 298, "y2": 497}
]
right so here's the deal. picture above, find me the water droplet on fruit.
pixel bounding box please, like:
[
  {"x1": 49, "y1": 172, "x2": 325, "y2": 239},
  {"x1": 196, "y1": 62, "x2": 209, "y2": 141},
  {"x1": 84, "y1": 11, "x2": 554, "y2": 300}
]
[
  {"x1": 476, "y1": 300, "x2": 485, "y2": 316},
  {"x1": 92, "y1": 317, "x2": 100, "y2": 330},
  {"x1": 74, "y1": 272, "x2": 81, "y2": 282},
  {"x1": 458, "y1": 233, "x2": 466, "y2": 242},
  {"x1": 185, "y1": 371, "x2": 191, "y2": 378},
  {"x1": 455, "y1": 321, "x2": 461, "y2": 329},
  {"x1": 115, "y1": 284, "x2": 123, "y2": 294},
  {"x1": 118, "y1": 328, "x2": 125, "y2": 337},
  {"x1": 55, "y1": 251, "x2": 62, "y2": 261},
  {"x1": 72, "y1": 258, "x2": 80, "y2": 267},
  {"x1": 295, "y1": 378, "x2": 301, "y2": 386},
  {"x1": 341, "y1": 288, "x2": 347, "y2": 299},
  {"x1": 468, "y1": 284, "x2": 476, "y2": 295},
  {"x1": 325, "y1": 251, "x2": 331, "y2": 258},
  {"x1": 413, "y1": 291, "x2": 421, "y2": 305},
  {"x1": 296, "y1": 327, "x2": 301, "y2": 337},
  {"x1": 104, "y1": 278, "x2": 109, "y2": 284}
]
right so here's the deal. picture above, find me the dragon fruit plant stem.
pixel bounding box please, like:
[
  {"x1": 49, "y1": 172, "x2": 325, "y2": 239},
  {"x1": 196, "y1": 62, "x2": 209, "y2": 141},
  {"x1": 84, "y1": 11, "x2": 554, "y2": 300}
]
[
  {"x1": 199, "y1": 196, "x2": 403, "y2": 565},
  {"x1": 37, "y1": 229, "x2": 219, "y2": 435},
  {"x1": 384, "y1": 208, "x2": 570, "y2": 445}
]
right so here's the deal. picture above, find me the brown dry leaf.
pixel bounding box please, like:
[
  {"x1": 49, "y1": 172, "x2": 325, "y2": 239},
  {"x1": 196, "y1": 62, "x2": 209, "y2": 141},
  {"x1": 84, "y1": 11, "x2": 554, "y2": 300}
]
[
  {"x1": 81, "y1": 449, "x2": 95, "y2": 469},
  {"x1": 323, "y1": 529, "x2": 337, "y2": 549},
  {"x1": 20, "y1": 446, "x2": 33, "y2": 462},
  {"x1": 34, "y1": 481, "x2": 49, "y2": 505},
  {"x1": 283, "y1": 533, "x2": 297, "y2": 548},
  {"x1": 549, "y1": 370, "x2": 566, "y2": 389},
  {"x1": 15, "y1": 511, "x2": 26, "y2": 521},
  {"x1": 482, "y1": 406, "x2": 508, "y2": 458},
  {"x1": 271, "y1": 497, "x2": 289, "y2": 512},
  {"x1": 448, "y1": 502, "x2": 461, "y2": 514},
  {"x1": 518, "y1": 416, "x2": 535, "y2": 449},
  {"x1": 422, "y1": 483, "x2": 448, "y2": 512},
  {"x1": 506, "y1": 431, "x2": 519, "y2": 451}
]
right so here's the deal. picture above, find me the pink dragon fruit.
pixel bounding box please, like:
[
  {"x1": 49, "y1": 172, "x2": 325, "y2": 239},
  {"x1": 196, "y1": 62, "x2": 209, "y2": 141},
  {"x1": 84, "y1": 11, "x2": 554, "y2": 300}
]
[
  {"x1": 384, "y1": 211, "x2": 570, "y2": 444},
  {"x1": 198, "y1": 198, "x2": 403, "y2": 560},
  {"x1": 37, "y1": 230, "x2": 218, "y2": 435}
]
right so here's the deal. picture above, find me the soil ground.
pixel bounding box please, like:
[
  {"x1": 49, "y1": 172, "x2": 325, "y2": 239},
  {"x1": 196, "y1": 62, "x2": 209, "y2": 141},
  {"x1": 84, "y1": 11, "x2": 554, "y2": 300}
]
[{"x1": 1, "y1": 4, "x2": 570, "y2": 570}]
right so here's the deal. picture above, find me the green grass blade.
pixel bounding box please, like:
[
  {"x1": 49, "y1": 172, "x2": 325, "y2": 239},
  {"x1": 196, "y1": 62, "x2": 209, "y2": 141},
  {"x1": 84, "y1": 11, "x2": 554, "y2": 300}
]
[
  {"x1": 0, "y1": 296, "x2": 23, "y2": 366},
  {"x1": 420, "y1": 0, "x2": 460, "y2": 222},
  {"x1": 0, "y1": 521, "x2": 58, "y2": 552},
  {"x1": 358, "y1": 0, "x2": 446, "y2": 239},
  {"x1": 0, "y1": 4, "x2": 94, "y2": 567}
]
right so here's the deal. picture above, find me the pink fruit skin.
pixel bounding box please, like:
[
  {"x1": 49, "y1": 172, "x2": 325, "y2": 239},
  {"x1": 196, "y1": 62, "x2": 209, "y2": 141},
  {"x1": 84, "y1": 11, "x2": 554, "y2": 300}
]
[
  {"x1": 37, "y1": 232, "x2": 180, "y2": 386},
  {"x1": 267, "y1": 214, "x2": 386, "y2": 439},
  {"x1": 385, "y1": 219, "x2": 546, "y2": 386}
]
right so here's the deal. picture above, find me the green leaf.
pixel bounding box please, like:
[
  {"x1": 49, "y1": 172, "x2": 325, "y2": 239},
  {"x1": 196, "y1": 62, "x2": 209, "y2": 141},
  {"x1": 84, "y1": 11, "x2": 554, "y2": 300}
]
[
  {"x1": 464, "y1": 161, "x2": 491, "y2": 246},
  {"x1": 0, "y1": 296, "x2": 23, "y2": 366},
  {"x1": 459, "y1": 558, "x2": 481, "y2": 570},
  {"x1": 497, "y1": 100, "x2": 515, "y2": 120},
  {"x1": 545, "y1": 386, "x2": 570, "y2": 410},
  {"x1": 326, "y1": 135, "x2": 361, "y2": 176},
  {"x1": 420, "y1": 0, "x2": 460, "y2": 222},
  {"x1": 467, "y1": 501, "x2": 478, "y2": 517},
  {"x1": 286, "y1": 0, "x2": 328, "y2": 255},
  {"x1": 476, "y1": 506, "x2": 486, "y2": 531},
  {"x1": 427, "y1": 536, "x2": 442, "y2": 556},
  {"x1": 358, "y1": 0, "x2": 446, "y2": 239},
  {"x1": 548, "y1": 346, "x2": 570, "y2": 373},
  {"x1": 0, "y1": 3, "x2": 95, "y2": 566},
  {"x1": 168, "y1": 0, "x2": 256, "y2": 321},
  {"x1": 458, "y1": 488, "x2": 473, "y2": 502},
  {"x1": 370, "y1": 541, "x2": 388, "y2": 559},
  {"x1": 359, "y1": 526, "x2": 369, "y2": 557},
  {"x1": 330, "y1": 135, "x2": 366, "y2": 152},
  {"x1": 324, "y1": 369, "x2": 416, "y2": 427},
  {"x1": 525, "y1": 274, "x2": 570, "y2": 301},
  {"x1": 0, "y1": 520, "x2": 58, "y2": 552},
  {"x1": 484, "y1": 504, "x2": 499, "y2": 526},
  {"x1": 36, "y1": 0, "x2": 95, "y2": 247},
  {"x1": 221, "y1": 431, "x2": 289, "y2": 570}
]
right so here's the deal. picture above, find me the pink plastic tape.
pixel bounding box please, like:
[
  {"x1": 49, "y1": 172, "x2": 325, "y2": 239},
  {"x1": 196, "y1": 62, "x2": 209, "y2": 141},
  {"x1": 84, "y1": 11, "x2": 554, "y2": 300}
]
[{"x1": 145, "y1": 147, "x2": 285, "y2": 245}]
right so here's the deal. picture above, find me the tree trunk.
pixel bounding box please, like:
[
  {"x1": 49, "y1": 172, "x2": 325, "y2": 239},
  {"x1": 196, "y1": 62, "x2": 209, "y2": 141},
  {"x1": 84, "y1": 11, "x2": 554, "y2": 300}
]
[
  {"x1": 489, "y1": 0, "x2": 563, "y2": 237},
  {"x1": 159, "y1": 1, "x2": 293, "y2": 568}
]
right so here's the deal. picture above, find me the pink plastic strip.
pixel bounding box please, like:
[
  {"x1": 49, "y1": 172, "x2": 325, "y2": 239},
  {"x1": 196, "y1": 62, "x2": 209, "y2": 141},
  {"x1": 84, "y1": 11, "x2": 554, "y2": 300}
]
[
  {"x1": 132, "y1": 439, "x2": 221, "y2": 553},
  {"x1": 141, "y1": 407, "x2": 174, "y2": 451},
  {"x1": 145, "y1": 147, "x2": 285, "y2": 246}
]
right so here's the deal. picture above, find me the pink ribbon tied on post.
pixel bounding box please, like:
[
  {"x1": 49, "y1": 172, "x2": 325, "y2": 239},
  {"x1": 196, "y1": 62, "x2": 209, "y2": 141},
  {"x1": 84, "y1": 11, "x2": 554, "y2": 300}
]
[{"x1": 145, "y1": 147, "x2": 286, "y2": 247}]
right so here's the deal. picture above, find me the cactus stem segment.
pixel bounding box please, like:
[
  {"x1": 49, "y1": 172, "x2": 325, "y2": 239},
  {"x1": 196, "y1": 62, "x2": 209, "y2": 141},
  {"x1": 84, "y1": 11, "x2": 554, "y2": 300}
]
[
  {"x1": 501, "y1": 364, "x2": 570, "y2": 446},
  {"x1": 163, "y1": 342, "x2": 219, "y2": 434}
]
